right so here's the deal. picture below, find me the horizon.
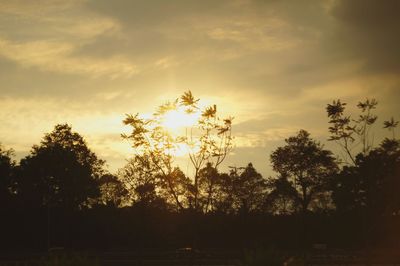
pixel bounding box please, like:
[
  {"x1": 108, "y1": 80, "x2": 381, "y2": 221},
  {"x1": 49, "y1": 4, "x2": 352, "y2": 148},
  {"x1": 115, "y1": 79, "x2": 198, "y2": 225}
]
[{"x1": 1, "y1": 0, "x2": 399, "y2": 177}]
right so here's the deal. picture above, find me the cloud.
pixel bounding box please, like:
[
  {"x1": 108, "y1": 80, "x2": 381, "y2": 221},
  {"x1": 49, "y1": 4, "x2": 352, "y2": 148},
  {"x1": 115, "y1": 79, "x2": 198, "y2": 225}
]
[
  {"x1": 0, "y1": 0, "x2": 399, "y2": 177},
  {"x1": 0, "y1": 38, "x2": 138, "y2": 78},
  {"x1": 0, "y1": 0, "x2": 139, "y2": 78},
  {"x1": 327, "y1": 0, "x2": 400, "y2": 74},
  {"x1": 0, "y1": 0, "x2": 85, "y2": 17}
]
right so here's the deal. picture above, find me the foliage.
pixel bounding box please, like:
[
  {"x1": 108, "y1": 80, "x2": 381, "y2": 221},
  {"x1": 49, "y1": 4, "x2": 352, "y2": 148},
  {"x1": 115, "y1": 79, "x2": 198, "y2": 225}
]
[
  {"x1": 270, "y1": 130, "x2": 338, "y2": 213},
  {"x1": 331, "y1": 138, "x2": 400, "y2": 216},
  {"x1": 38, "y1": 124, "x2": 105, "y2": 178},
  {"x1": 383, "y1": 117, "x2": 399, "y2": 139},
  {"x1": 122, "y1": 91, "x2": 233, "y2": 211},
  {"x1": 208, "y1": 172, "x2": 235, "y2": 213},
  {"x1": 265, "y1": 174, "x2": 299, "y2": 214},
  {"x1": 197, "y1": 162, "x2": 220, "y2": 212},
  {"x1": 326, "y1": 98, "x2": 400, "y2": 216},
  {"x1": 0, "y1": 104, "x2": 398, "y2": 250},
  {"x1": 15, "y1": 124, "x2": 103, "y2": 209},
  {"x1": 97, "y1": 173, "x2": 129, "y2": 207},
  {"x1": 230, "y1": 163, "x2": 266, "y2": 214},
  {"x1": 118, "y1": 155, "x2": 190, "y2": 210},
  {"x1": 0, "y1": 144, "x2": 15, "y2": 205},
  {"x1": 326, "y1": 98, "x2": 379, "y2": 164},
  {"x1": 212, "y1": 163, "x2": 266, "y2": 214},
  {"x1": 1, "y1": 93, "x2": 399, "y2": 251}
]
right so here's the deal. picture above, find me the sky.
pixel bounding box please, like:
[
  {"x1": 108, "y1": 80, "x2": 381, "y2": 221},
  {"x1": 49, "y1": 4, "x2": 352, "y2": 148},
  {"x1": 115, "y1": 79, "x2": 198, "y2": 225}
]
[{"x1": 0, "y1": 0, "x2": 399, "y2": 177}]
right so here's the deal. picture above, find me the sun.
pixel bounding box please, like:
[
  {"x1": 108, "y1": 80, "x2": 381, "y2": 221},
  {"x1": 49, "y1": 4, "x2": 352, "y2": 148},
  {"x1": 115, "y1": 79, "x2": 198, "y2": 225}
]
[
  {"x1": 157, "y1": 106, "x2": 202, "y2": 157},
  {"x1": 160, "y1": 106, "x2": 201, "y2": 133}
]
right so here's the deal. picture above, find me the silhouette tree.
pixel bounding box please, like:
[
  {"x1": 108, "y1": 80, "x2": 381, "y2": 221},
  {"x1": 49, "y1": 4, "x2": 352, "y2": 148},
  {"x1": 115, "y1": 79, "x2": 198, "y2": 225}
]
[
  {"x1": 39, "y1": 124, "x2": 105, "y2": 178},
  {"x1": 209, "y1": 172, "x2": 236, "y2": 214},
  {"x1": 118, "y1": 155, "x2": 186, "y2": 210},
  {"x1": 16, "y1": 124, "x2": 103, "y2": 209},
  {"x1": 383, "y1": 117, "x2": 399, "y2": 140},
  {"x1": 122, "y1": 91, "x2": 233, "y2": 211},
  {"x1": 217, "y1": 163, "x2": 266, "y2": 214},
  {"x1": 195, "y1": 163, "x2": 244, "y2": 213},
  {"x1": 160, "y1": 167, "x2": 192, "y2": 210},
  {"x1": 198, "y1": 162, "x2": 220, "y2": 212},
  {"x1": 97, "y1": 173, "x2": 129, "y2": 207},
  {"x1": 327, "y1": 98, "x2": 378, "y2": 164},
  {"x1": 0, "y1": 144, "x2": 15, "y2": 206},
  {"x1": 270, "y1": 130, "x2": 338, "y2": 213},
  {"x1": 264, "y1": 174, "x2": 299, "y2": 214},
  {"x1": 119, "y1": 155, "x2": 159, "y2": 205},
  {"x1": 354, "y1": 99, "x2": 378, "y2": 154},
  {"x1": 331, "y1": 138, "x2": 400, "y2": 216},
  {"x1": 234, "y1": 163, "x2": 266, "y2": 214}
]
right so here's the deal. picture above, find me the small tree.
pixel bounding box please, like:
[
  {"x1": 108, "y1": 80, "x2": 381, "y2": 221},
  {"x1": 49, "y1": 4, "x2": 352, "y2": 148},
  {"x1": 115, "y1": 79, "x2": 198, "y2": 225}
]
[
  {"x1": 122, "y1": 91, "x2": 233, "y2": 211},
  {"x1": 383, "y1": 117, "x2": 399, "y2": 140},
  {"x1": 270, "y1": 130, "x2": 338, "y2": 213},
  {"x1": 326, "y1": 98, "x2": 378, "y2": 164}
]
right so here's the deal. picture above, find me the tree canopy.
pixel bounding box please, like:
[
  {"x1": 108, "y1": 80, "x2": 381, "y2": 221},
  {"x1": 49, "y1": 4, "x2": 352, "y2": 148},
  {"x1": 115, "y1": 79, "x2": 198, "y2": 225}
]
[
  {"x1": 270, "y1": 130, "x2": 338, "y2": 213},
  {"x1": 331, "y1": 138, "x2": 400, "y2": 216},
  {"x1": 122, "y1": 91, "x2": 233, "y2": 212},
  {"x1": 15, "y1": 124, "x2": 104, "y2": 209},
  {"x1": 0, "y1": 144, "x2": 15, "y2": 206}
]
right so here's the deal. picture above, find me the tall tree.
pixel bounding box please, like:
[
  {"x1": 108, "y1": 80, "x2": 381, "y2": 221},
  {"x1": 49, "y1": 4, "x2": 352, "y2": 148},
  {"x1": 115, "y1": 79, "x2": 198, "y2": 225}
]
[
  {"x1": 198, "y1": 162, "x2": 220, "y2": 212},
  {"x1": 214, "y1": 163, "x2": 266, "y2": 214},
  {"x1": 232, "y1": 163, "x2": 266, "y2": 214},
  {"x1": 270, "y1": 130, "x2": 338, "y2": 213},
  {"x1": 38, "y1": 124, "x2": 105, "y2": 178},
  {"x1": 16, "y1": 124, "x2": 103, "y2": 209},
  {"x1": 122, "y1": 91, "x2": 233, "y2": 211}
]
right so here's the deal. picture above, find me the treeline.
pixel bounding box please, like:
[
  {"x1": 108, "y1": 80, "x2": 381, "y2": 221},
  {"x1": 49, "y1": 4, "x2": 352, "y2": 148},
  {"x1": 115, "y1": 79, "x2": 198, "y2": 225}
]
[{"x1": 0, "y1": 98, "x2": 399, "y2": 250}]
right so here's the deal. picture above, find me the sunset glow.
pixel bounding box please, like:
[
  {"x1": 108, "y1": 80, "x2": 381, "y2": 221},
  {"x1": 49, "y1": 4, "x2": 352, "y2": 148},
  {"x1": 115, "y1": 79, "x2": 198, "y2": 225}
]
[
  {"x1": 1, "y1": 1, "x2": 399, "y2": 259},
  {"x1": 160, "y1": 107, "x2": 201, "y2": 134},
  {"x1": 0, "y1": 0, "x2": 398, "y2": 177}
]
